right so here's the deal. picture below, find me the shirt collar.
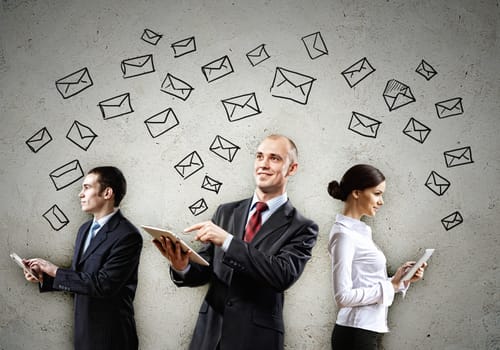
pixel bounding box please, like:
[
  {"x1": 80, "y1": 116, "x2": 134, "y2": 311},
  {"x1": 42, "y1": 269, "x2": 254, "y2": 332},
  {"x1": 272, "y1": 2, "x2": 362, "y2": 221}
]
[
  {"x1": 94, "y1": 208, "x2": 119, "y2": 228},
  {"x1": 250, "y1": 192, "x2": 288, "y2": 212},
  {"x1": 335, "y1": 213, "x2": 372, "y2": 237}
]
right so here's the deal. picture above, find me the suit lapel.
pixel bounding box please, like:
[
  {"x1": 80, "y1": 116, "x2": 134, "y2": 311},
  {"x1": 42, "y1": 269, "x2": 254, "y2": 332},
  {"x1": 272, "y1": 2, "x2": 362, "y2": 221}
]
[
  {"x1": 74, "y1": 220, "x2": 92, "y2": 266},
  {"x1": 232, "y1": 199, "x2": 252, "y2": 240},
  {"x1": 251, "y1": 200, "x2": 293, "y2": 246}
]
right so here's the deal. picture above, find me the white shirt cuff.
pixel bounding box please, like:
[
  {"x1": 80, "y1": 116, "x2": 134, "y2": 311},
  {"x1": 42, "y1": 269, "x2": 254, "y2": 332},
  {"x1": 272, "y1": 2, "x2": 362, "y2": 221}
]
[{"x1": 222, "y1": 234, "x2": 233, "y2": 252}]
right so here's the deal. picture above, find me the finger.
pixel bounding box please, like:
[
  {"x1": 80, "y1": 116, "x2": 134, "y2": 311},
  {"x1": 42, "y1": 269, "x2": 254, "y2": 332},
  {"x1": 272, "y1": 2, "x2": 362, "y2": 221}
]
[{"x1": 184, "y1": 222, "x2": 207, "y2": 233}]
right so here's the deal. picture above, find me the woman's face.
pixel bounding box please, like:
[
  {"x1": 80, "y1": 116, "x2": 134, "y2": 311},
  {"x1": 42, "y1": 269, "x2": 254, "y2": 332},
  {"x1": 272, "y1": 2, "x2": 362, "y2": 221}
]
[{"x1": 354, "y1": 181, "x2": 386, "y2": 217}]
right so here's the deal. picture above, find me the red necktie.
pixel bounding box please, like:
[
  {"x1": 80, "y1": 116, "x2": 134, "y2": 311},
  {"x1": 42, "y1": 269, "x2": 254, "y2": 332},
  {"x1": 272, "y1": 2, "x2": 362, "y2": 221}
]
[{"x1": 244, "y1": 202, "x2": 268, "y2": 242}]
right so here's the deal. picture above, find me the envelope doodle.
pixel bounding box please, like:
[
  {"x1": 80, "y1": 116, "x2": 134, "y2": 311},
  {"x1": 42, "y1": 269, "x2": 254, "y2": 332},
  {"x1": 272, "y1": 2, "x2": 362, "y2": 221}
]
[
  {"x1": 270, "y1": 67, "x2": 316, "y2": 105},
  {"x1": 301, "y1": 31, "x2": 328, "y2": 60},
  {"x1": 49, "y1": 159, "x2": 84, "y2": 191},
  {"x1": 201, "y1": 175, "x2": 222, "y2": 194},
  {"x1": 55, "y1": 67, "x2": 93, "y2": 99},
  {"x1": 189, "y1": 198, "x2": 208, "y2": 216},
  {"x1": 441, "y1": 211, "x2": 463, "y2": 231},
  {"x1": 98, "y1": 93, "x2": 134, "y2": 120},
  {"x1": 435, "y1": 97, "x2": 464, "y2": 119},
  {"x1": 341, "y1": 57, "x2": 376, "y2": 88},
  {"x1": 174, "y1": 151, "x2": 204, "y2": 179},
  {"x1": 161, "y1": 73, "x2": 194, "y2": 101},
  {"x1": 416, "y1": 59, "x2": 437, "y2": 81},
  {"x1": 425, "y1": 171, "x2": 450, "y2": 196},
  {"x1": 66, "y1": 120, "x2": 98, "y2": 151},
  {"x1": 348, "y1": 112, "x2": 382, "y2": 138},
  {"x1": 246, "y1": 44, "x2": 270, "y2": 66},
  {"x1": 26, "y1": 127, "x2": 52, "y2": 153},
  {"x1": 144, "y1": 108, "x2": 179, "y2": 138},
  {"x1": 171, "y1": 36, "x2": 196, "y2": 58},
  {"x1": 444, "y1": 146, "x2": 473, "y2": 168},
  {"x1": 201, "y1": 55, "x2": 234, "y2": 83},
  {"x1": 222, "y1": 92, "x2": 261, "y2": 122},
  {"x1": 141, "y1": 28, "x2": 162, "y2": 45},
  {"x1": 383, "y1": 79, "x2": 416, "y2": 111},
  {"x1": 403, "y1": 118, "x2": 431, "y2": 144},
  {"x1": 121, "y1": 54, "x2": 155, "y2": 79},
  {"x1": 209, "y1": 135, "x2": 240, "y2": 162},
  {"x1": 43, "y1": 204, "x2": 69, "y2": 231}
]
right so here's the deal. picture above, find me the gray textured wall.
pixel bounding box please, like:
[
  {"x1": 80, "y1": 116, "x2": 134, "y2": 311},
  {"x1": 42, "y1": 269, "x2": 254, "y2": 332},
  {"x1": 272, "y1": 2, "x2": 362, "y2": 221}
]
[{"x1": 1, "y1": 0, "x2": 499, "y2": 349}]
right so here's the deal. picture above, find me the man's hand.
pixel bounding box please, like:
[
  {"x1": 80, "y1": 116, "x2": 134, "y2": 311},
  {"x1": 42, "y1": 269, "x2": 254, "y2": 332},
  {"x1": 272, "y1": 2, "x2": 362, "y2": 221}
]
[
  {"x1": 153, "y1": 236, "x2": 191, "y2": 271},
  {"x1": 24, "y1": 258, "x2": 59, "y2": 278},
  {"x1": 185, "y1": 221, "x2": 229, "y2": 247}
]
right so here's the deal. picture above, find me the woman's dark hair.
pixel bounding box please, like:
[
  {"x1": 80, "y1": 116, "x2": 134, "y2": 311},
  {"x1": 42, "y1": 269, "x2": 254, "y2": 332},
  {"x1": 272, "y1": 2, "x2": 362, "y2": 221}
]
[
  {"x1": 88, "y1": 166, "x2": 127, "y2": 207},
  {"x1": 327, "y1": 164, "x2": 385, "y2": 201}
]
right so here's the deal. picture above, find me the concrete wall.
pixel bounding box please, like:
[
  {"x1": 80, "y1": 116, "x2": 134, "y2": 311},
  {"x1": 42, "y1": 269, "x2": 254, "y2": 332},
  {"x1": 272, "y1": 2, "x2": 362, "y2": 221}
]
[{"x1": 1, "y1": 0, "x2": 498, "y2": 349}]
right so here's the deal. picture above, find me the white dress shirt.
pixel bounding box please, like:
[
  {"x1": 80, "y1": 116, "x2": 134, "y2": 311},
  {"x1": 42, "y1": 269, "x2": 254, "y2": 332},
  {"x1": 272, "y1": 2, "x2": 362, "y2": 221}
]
[{"x1": 328, "y1": 214, "x2": 403, "y2": 333}]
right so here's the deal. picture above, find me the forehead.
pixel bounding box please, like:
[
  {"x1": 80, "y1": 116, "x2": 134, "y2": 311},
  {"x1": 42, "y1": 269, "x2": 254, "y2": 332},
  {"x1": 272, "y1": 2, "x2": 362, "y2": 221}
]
[
  {"x1": 373, "y1": 181, "x2": 386, "y2": 191},
  {"x1": 82, "y1": 173, "x2": 99, "y2": 187},
  {"x1": 257, "y1": 137, "x2": 290, "y2": 157}
]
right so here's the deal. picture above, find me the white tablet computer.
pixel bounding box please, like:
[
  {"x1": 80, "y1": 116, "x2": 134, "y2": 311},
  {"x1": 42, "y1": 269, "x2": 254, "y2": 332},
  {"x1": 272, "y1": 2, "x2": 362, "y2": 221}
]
[
  {"x1": 10, "y1": 252, "x2": 39, "y2": 281},
  {"x1": 141, "y1": 225, "x2": 209, "y2": 266},
  {"x1": 402, "y1": 248, "x2": 434, "y2": 282}
]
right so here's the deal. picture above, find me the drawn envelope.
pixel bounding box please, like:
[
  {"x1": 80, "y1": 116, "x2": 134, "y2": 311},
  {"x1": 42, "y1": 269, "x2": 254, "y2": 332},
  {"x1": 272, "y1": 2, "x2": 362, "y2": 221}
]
[
  {"x1": 348, "y1": 112, "x2": 382, "y2": 138},
  {"x1": 222, "y1": 92, "x2": 261, "y2": 122},
  {"x1": 174, "y1": 151, "x2": 204, "y2": 179},
  {"x1": 189, "y1": 198, "x2": 208, "y2": 216},
  {"x1": 49, "y1": 159, "x2": 84, "y2": 191},
  {"x1": 161, "y1": 73, "x2": 194, "y2": 101},
  {"x1": 98, "y1": 93, "x2": 134, "y2": 120},
  {"x1": 121, "y1": 54, "x2": 155, "y2": 79},
  {"x1": 201, "y1": 55, "x2": 234, "y2": 83},
  {"x1": 444, "y1": 146, "x2": 473, "y2": 168},
  {"x1": 55, "y1": 67, "x2": 93, "y2": 99},
  {"x1": 270, "y1": 67, "x2": 316, "y2": 105},
  {"x1": 246, "y1": 44, "x2": 270, "y2": 66},
  {"x1": 425, "y1": 171, "x2": 450, "y2": 196},
  {"x1": 383, "y1": 79, "x2": 416, "y2": 111},
  {"x1": 171, "y1": 36, "x2": 196, "y2": 58},
  {"x1": 403, "y1": 118, "x2": 431, "y2": 144},
  {"x1": 141, "y1": 28, "x2": 162, "y2": 45},
  {"x1": 209, "y1": 135, "x2": 240, "y2": 162},
  {"x1": 441, "y1": 211, "x2": 463, "y2": 231},
  {"x1": 341, "y1": 57, "x2": 376, "y2": 88},
  {"x1": 301, "y1": 31, "x2": 328, "y2": 59},
  {"x1": 43, "y1": 204, "x2": 69, "y2": 231},
  {"x1": 416, "y1": 59, "x2": 437, "y2": 81},
  {"x1": 144, "y1": 108, "x2": 179, "y2": 138},
  {"x1": 201, "y1": 175, "x2": 222, "y2": 194},
  {"x1": 26, "y1": 127, "x2": 52, "y2": 153},
  {"x1": 66, "y1": 120, "x2": 97, "y2": 151},
  {"x1": 435, "y1": 97, "x2": 464, "y2": 119}
]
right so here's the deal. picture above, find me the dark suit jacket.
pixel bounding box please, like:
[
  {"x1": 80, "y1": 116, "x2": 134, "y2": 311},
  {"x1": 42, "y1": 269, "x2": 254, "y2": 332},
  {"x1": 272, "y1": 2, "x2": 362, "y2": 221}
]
[
  {"x1": 40, "y1": 210, "x2": 143, "y2": 350},
  {"x1": 172, "y1": 198, "x2": 318, "y2": 350}
]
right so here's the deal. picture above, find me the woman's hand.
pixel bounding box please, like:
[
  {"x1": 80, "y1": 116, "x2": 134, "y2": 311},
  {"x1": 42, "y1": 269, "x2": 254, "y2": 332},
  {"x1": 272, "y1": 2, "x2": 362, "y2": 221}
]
[{"x1": 392, "y1": 261, "x2": 427, "y2": 290}]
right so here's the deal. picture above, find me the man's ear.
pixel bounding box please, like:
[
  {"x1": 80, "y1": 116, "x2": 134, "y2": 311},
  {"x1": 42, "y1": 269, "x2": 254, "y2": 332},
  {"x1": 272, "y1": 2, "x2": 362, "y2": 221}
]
[
  {"x1": 103, "y1": 187, "x2": 114, "y2": 200},
  {"x1": 286, "y1": 162, "x2": 299, "y2": 177}
]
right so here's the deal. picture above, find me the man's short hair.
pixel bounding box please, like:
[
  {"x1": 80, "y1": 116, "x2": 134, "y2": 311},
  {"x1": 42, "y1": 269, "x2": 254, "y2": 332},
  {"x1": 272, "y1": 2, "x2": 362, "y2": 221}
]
[{"x1": 88, "y1": 166, "x2": 127, "y2": 207}]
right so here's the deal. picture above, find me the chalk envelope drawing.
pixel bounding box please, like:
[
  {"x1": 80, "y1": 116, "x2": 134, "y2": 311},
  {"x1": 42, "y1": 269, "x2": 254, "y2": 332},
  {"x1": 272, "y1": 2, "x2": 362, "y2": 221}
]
[
  {"x1": 121, "y1": 54, "x2": 155, "y2": 78},
  {"x1": 416, "y1": 59, "x2": 437, "y2": 80},
  {"x1": 348, "y1": 112, "x2": 382, "y2": 138},
  {"x1": 246, "y1": 44, "x2": 270, "y2": 66},
  {"x1": 144, "y1": 108, "x2": 179, "y2": 138},
  {"x1": 174, "y1": 151, "x2": 204, "y2": 179},
  {"x1": 26, "y1": 127, "x2": 52, "y2": 153},
  {"x1": 171, "y1": 36, "x2": 196, "y2": 58},
  {"x1": 189, "y1": 198, "x2": 208, "y2": 216},
  {"x1": 435, "y1": 97, "x2": 464, "y2": 119},
  {"x1": 444, "y1": 146, "x2": 473, "y2": 168},
  {"x1": 403, "y1": 118, "x2": 431, "y2": 144},
  {"x1": 209, "y1": 135, "x2": 240, "y2": 162},
  {"x1": 201, "y1": 175, "x2": 222, "y2": 194},
  {"x1": 301, "y1": 31, "x2": 328, "y2": 59},
  {"x1": 161, "y1": 73, "x2": 194, "y2": 101},
  {"x1": 66, "y1": 120, "x2": 98, "y2": 151},
  {"x1": 383, "y1": 79, "x2": 416, "y2": 111},
  {"x1": 270, "y1": 67, "x2": 316, "y2": 105},
  {"x1": 201, "y1": 55, "x2": 234, "y2": 83},
  {"x1": 341, "y1": 57, "x2": 376, "y2": 88},
  {"x1": 49, "y1": 159, "x2": 84, "y2": 191},
  {"x1": 222, "y1": 92, "x2": 261, "y2": 122},
  {"x1": 425, "y1": 171, "x2": 450, "y2": 196},
  {"x1": 141, "y1": 28, "x2": 162, "y2": 45},
  {"x1": 43, "y1": 204, "x2": 69, "y2": 231},
  {"x1": 441, "y1": 211, "x2": 463, "y2": 231},
  {"x1": 98, "y1": 93, "x2": 134, "y2": 120},
  {"x1": 55, "y1": 67, "x2": 93, "y2": 99}
]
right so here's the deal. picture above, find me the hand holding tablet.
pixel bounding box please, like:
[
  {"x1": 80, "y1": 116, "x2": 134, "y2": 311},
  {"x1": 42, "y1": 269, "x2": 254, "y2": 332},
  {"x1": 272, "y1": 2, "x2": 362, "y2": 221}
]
[
  {"x1": 10, "y1": 252, "x2": 40, "y2": 281},
  {"x1": 402, "y1": 248, "x2": 434, "y2": 282}
]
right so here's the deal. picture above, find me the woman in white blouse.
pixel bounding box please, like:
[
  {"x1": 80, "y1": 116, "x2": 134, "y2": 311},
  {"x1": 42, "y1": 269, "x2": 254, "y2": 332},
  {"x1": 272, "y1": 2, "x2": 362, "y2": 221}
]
[{"x1": 327, "y1": 164, "x2": 427, "y2": 350}]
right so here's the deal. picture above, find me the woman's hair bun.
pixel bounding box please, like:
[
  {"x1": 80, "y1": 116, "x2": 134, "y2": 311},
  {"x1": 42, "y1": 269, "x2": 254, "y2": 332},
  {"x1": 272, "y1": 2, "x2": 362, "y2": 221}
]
[{"x1": 327, "y1": 180, "x2": 345, "y2": 201}]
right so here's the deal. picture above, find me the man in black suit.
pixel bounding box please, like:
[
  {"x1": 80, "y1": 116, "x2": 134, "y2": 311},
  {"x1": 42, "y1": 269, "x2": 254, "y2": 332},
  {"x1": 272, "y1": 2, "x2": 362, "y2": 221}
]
[
  {"x1": 25, "y1": 166, "x2": 143, "y2": 350},
  {"x1": 154, "y1": 134, "x2": 318, "y2": 350}
]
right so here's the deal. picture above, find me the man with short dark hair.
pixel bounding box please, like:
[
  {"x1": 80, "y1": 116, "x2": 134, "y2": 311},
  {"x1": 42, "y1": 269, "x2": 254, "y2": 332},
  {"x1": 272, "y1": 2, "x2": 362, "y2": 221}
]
[{"x1": 25, "y1": 166, "x2": 143, "y2": 350}]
